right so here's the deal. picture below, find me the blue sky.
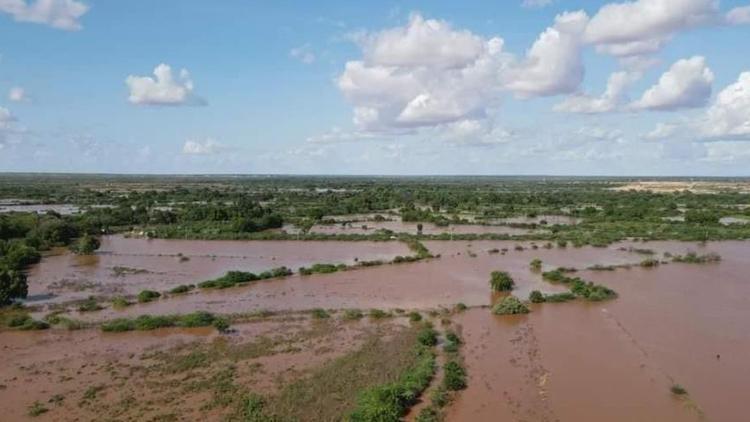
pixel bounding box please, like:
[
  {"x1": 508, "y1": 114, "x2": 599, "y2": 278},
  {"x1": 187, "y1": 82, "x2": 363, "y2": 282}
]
[{"x1": 1, "y1": 0, "x2": 750, "y2": 175}]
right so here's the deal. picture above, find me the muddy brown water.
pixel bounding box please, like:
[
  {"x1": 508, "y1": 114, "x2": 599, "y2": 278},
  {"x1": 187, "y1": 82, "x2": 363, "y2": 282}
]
[
  {"x1": 25, "y1": 235, "x2": 411, "y2": 305},
  {"x1": 8, "y1": 238, "x2": 750, "y2": 421}
]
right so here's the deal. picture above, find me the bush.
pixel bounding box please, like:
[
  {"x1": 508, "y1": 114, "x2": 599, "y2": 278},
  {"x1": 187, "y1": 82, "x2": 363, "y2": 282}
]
[
  {"x1": 408, "y1": 311, "x2": 422, "y2": 322},
  {"x1": 369, "y1": 309, "x2": 390, "y2": 319},
  {"x1": 212, "y1": 317, "x2": 230, "y2": 333},
  {"x1": 0, "y1": 268, "x2": 28, "y2": 306},
  {"x1": 169, "y1": 284, "x2": 193, "y2": 294},
  {"x1": 342, "y1": 309, "x2": 364, "y2": 320},
  {"x1": 311, "y1": 308, "x2": 330, "y2": 319},
  {"x1": 530, "y1": 258, "x2": 542, "y2": 271},
  {"x1": 417, "y1": 327, "x2": 438, "y2": 347},
  {"x1": 111, "y1": 296, "x2": 131, "y2": 309},
  {"x1": 137, "y1": 290, "x2": 161, "y2": 303},
  {"x1": 529, "y1": 290, "x2": 545, "y2": 303},
  {"x1": 77, "y1": 296, "x2": 103, "y2": 312},
  {"x1": 27, "y1": 401, "x2": 48, "y2": 417},
  {"x1": 489, "y1": 271, "x2": 515, "y2": 292},
  {"x1": 492, "y1": 296, "x2": 530, "y2": 315},
  {"x1": 101, "y1": 318, "x2": 136, "y2": 332},
  {"x1": 671, "y1": 384, "x2": 687, "y2": 395},
  {"x1": 454, "y1": 303, "x2": 467, "y2": 312},
  {"x1": 178, "y1": 311, "x2": 215, "y2": 327},
  {"x1": 70, "y1": 234, "x2": 100, "y2": 255},
  {"x1": 443, "y1": 360, "x2": 467, "y2": 391}
]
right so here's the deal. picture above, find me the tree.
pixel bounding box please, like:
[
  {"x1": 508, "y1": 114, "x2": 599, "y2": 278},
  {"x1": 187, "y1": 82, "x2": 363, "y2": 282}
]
[
  {"x1": 70, "y1": 235, "x2": 101, "y2": 255},
  {"x1": 0, "y1": 268, "x2": 28, "y2": 306},
  {"x1": 490, "y1": 271, "x2": 515, "y2": 292}
]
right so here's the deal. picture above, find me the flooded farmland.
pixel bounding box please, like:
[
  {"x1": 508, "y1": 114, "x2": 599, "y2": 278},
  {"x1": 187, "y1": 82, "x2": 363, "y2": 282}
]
[{"x1": 6, "y1": 237, "x2": 750, "y2": 421}]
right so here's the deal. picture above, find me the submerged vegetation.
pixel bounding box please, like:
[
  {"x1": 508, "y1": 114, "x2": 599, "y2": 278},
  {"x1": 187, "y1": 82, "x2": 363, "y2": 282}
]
[
  {"x1": 100, "y1": 311, "x2": 227, "y2": 332},
  {"x1": 492, "y1": 296, "x2": 530, "y2": 315}
]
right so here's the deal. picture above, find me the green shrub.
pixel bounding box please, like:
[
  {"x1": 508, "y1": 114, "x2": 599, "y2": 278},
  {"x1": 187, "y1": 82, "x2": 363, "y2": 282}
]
[
  {"x1": 342, "y1": 309, "x2": 364, "y2": 320},
  {"x1": 369, "y1": 309, "x2": 390, "y2": 319},
  {"x1": 443, "y1": 360, "x2": 466, "y2": 391},
  {"x1": 492, "y1": 296, "x2": 529, "y2": 315},
  {"x1": 178, "y1": 311, "x2": 215, "y2": 327},
  {"x1": 417, "y1": 327, "x2": 438, "y2": 347},
  {"x1": 18, "y1": 319, "x2": 50, "y2": 330},
  {"x1": 408, "y1": 311, "x2": 422, "y2": 322},
  {"x1": 169, "y1": 284, "x2": 193, "y2": 294},
  {"x1": 111, "y1": 296, "x2": 131, "y2": 309},
  {"x1": 530, "y1": 258, "x2": 542, "y2": 271},
  {"x1": 69, "y1": 234, "x2": 100, "y2": 255},
  {"x1": 101, "y1": 318, "x2": 136, "y2": 332},
  {"x1": 489, "y1": 271, "x2": 515, "y2": 292},
  {"x1": 137, "y1": 290, "x2": 161, "y2": 303},
  {"x1": 77, "y1": 296, "x2": 103, "y2": 312},
  {"x1": 671, "y1": 384, "x2": 687, "y2": 395},
  {"x1": 212, "y1": 317, "x2": 230, "y2": 333},
  {"x1": 311, "y1": 308, "x2": 330, "y2": 319},
  {"x1": 27, "y1": 401, "x2": 48, "y2": 417},
  {"x1": 454, "y1": 303, "x2": 467, "y2": 312},
  {"x1": 529, "y1": 290, "x2": 545, "y2": 303}
]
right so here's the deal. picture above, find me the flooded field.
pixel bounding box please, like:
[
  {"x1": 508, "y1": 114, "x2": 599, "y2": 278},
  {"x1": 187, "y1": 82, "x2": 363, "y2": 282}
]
[
  {"x1": 25, "y1": 235, "x2": 411, "y2": 305},
  {"x1": 5, "y1": 237, "x2": 750, "y2": 421}
]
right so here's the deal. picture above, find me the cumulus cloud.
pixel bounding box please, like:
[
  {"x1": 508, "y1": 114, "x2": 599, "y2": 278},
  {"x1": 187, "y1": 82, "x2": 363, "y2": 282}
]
[
  {"x1": 337, "y1": 11, "x2": 593, "y2": 134},
  {"x1": 504, "y1": 11, "x2": 589, "y2": 98},
  {"x1": 554, "y1": 70, "x2": 639, "y2": 113},
  {"x1": 126, "y1": 64, "x2": 205, "y2": 106},
  {"x1": 8, "y1": 86, "x2": 28, "y2": 102},
  {"x1": 584, "y1": 0, "x2": 719, "y2": 58},
  {"x1": 700, "y1": 71, "x2": 750, "y2": 140},
  {"x1": 726, "y1": 5, "x2": 750, "y2": 24},
  {"x1": 289, "y1": 44, "x2": 315, "y2": 64},
  {"x1": 630, "y1": 56, "x2": 714, "y2": 110},
  {"x1": 0, "y1": 0, "x2": 89, "y2": 30},
  {"x1": 181, "y1": 138, "x2": 223, "y2": 155}
]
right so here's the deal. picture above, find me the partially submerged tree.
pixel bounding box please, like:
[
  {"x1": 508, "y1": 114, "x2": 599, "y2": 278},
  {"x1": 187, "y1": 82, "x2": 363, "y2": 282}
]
[
  {"x1": 0, "y1": 267, "x2": 28, "y2": 306},
  {"x1": 490, "y1": 271, "x2": 515, "y2": 292}
]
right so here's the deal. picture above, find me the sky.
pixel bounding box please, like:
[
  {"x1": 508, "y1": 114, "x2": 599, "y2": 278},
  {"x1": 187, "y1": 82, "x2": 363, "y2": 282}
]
[{"x1": 1, "y1": 0, "x2": 750, "y2": 176}]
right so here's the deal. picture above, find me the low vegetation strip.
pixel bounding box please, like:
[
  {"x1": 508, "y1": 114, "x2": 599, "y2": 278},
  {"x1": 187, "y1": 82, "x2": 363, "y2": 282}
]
[
  {"x1": 100, "y1": 311, "x2": 228, "y2": 332},
  {"x1": 234, "y1": 325, "x2": 436, "y2": 422},
  {"x1": 541, "y1": 269, "x2": 617, "y2": 302}
]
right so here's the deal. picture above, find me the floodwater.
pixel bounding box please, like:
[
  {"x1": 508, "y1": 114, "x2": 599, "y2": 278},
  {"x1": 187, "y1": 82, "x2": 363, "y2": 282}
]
[
  {"x1": 310, "y1": 220, "x2": 532, "y2": 236},
  {"x1": 25, "y1": 235, "x2": 411, "y2": 305},
  {"x1": 9, "y1": 236, "x2": 750, "y2": 421}
]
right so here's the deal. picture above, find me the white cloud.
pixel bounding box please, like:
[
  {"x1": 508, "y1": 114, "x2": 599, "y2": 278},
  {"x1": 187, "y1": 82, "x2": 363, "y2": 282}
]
[
  {"x1": 700, "y1": 71, "x2": 750, "y2": 140},
  {"x1": 726, "y1": 6, "x2": 750, "y2": 25},
  {"x1": 438, "y1": 119, "x2": 514, "y2": 147},
  {"x1": 337, "y1": 11, "x2": 593, "y2": 134},
  {"x1": 337, "y1": 13, "x2": 511, "y2": 132},
  {"x1": 584, "y1": 0, "x2": 719, "y2": 58},
  {"x1": 181, "y1": 138, "x2": 222, "y2": 155},
  {"x1": 630, "y1": 56, "x2": 714, "y2": 110},
  {"x1": 645, "y1": 122, "x2": 679, "y2": 139},
  {"x1": 0, "y1": 0, "x2": 89, "y2": 30},
  {"x1": 289, "y1": 44, "x2": 315, "y2": 64},
  {"x1": 522, "y1": 0, "x2": 555, "y2": 9},
  {"x1": 504, "y1": 11, "x2": 589, "y2": 98},
  {"x1": 8, "y1": 86, "x2": 28, "y2": 102},
  {"x1": 360, "y1": 13, "x2": 486, "y2": 69},
  {"x1": 126, "y1": 64, "x2": 205, "y2": 106},
  {"x1": 554, "y1": 70, "x2": 639, "y2": 113}
]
